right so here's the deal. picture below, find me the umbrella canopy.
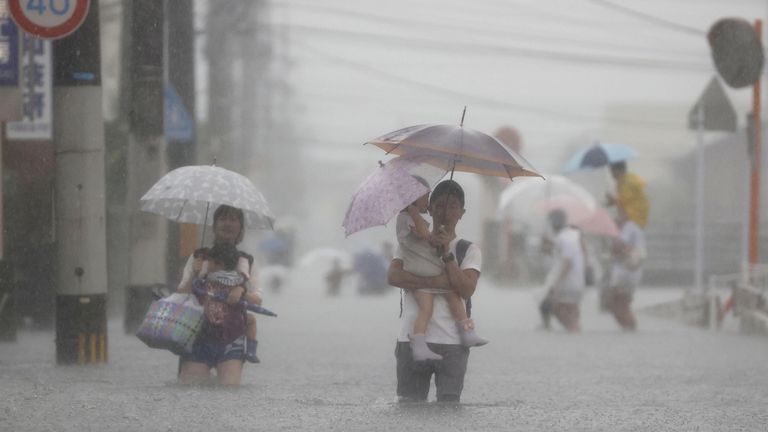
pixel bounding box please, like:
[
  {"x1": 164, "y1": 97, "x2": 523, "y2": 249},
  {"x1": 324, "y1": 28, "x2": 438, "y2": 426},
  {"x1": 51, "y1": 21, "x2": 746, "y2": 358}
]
[
  {"x1": 498, "y1": 175, "x2": 596, "y2": 220},
  {"x1": 536, "y1": 196, "x2": 619, "y2": 237},
  {"x1": 297, "y1": 247, "x2": 353, "y2": 270},
  {"x1": 140, "y1": 165, "x2": 275, "y2": 230},
  {"x1": 366, "y1": 123, "x2": 541, "y2": 180},
  {"x1": 342, "y1": 154, "x2": 445, "y2": 237},
  {"x1": 562, "y1": 142, "x2": 638, "y2": 172},
  {"x1": 497, "y1": 174, "x2": 619, "y2": 236}
]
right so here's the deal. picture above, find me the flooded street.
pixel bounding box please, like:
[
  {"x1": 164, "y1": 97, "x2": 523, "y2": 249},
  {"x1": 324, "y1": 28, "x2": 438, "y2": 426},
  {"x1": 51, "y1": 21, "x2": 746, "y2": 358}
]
[{"x1": 2, "y1": 280, "x2": 767, "y2": 431}]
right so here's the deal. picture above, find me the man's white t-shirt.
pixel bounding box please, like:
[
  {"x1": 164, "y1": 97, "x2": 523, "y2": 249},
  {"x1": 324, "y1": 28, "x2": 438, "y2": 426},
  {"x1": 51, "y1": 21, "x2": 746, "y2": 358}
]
[
  {"x1": 395, "y1": 237, "x2": 482, "y2": 344},
  {"x1": 545, "y1": 227, "x2": 585, "y2": 304},
  {"x1": 609, "y1": 220, "x2": 646, "y2": 291}
]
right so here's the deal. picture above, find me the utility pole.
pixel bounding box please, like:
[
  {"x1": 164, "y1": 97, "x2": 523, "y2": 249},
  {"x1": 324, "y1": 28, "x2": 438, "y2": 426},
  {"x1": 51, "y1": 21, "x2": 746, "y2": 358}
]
[
  {"x1": 52, "y1": 1, "x2": 108, "y2": 364},
  {"x1": 123, "y1": 0, "x2": 167, "y2": 297},
  {"x1": 748, "y1": 19, "x2": 762, "y2": 267},
  {"x1": 205, "y1": 3, "x2": 236, "y2": 170},
  {"x1": 166, "y1": 0, "x2": 196, "y2": 280}
]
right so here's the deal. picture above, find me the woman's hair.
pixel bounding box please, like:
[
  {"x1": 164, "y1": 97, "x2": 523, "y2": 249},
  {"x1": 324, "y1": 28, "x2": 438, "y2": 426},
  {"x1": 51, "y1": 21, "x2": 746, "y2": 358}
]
[{"x1": 213, "y1": 205, "x2": 245, "y2": 245}]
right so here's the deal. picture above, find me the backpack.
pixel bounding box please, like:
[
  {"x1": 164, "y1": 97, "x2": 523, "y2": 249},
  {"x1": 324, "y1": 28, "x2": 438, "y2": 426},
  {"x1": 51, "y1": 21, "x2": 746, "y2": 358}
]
[{"x1": 399, "y1": 239, "x2": 474, "y2": 317}]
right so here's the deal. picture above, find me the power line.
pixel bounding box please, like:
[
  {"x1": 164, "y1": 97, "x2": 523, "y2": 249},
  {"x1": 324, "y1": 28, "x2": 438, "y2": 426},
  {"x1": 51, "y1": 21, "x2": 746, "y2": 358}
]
[
  {"x1": 291, "y1": 41, "x2": 686, "y2": 130},
  {"x1": 284, "y1": 23, "x2": 710, "y2": 72},
  {"x1": 276, "y1": 0, "x2": 701, "y2": 59},
  {"x1": 584, "y1": 0, "x2": 706, "y2": 37}
]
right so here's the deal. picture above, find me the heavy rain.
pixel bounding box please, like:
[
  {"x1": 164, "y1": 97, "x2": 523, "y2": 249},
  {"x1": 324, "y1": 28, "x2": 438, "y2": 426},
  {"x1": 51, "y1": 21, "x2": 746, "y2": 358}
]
[{"x1": 1, "y1": 0, "x2": 768, "y2": 431}]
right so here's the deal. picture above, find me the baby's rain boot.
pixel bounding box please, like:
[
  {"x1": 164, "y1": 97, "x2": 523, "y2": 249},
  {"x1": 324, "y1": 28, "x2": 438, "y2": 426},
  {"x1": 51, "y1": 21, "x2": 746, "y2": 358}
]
[
  {"x1": 409, "y1": 334, "x2": 442, "y2": 362},
  {"x1": 458, "y1": 319, "x2": 489, "y2": 347},
  {"x1": 246, "y1": 339, "x2": 261, "y2": 363}
]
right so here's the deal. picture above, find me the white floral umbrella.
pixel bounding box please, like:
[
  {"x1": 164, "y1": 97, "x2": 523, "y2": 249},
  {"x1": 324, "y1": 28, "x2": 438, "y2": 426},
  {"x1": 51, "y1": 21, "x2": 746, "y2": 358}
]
[{"x1": 140, "y1": 165, "x2": 275, "y2": 230}]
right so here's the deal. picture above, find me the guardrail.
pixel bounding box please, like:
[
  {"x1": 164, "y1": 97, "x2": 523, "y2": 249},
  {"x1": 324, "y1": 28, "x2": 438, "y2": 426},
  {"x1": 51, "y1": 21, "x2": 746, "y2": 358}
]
[{"x1": 707, "y1": 263, "x2": 768, "y2": 333}]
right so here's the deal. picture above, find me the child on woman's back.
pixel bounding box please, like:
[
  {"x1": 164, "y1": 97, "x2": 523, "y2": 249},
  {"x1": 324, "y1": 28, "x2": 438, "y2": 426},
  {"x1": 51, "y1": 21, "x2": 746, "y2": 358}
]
[
  {"x1": 396, "y1": 179, "x2": 488, "y2": 362},
  {"x1": 194, "y1": 244, "x2": 262, "y2": 363}
]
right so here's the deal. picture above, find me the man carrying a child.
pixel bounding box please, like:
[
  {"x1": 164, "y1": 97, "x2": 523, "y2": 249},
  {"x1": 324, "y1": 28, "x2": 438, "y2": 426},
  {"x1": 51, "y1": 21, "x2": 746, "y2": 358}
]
[{"x1": 387, "y1": 180, "x2": 483, "y2": 403}]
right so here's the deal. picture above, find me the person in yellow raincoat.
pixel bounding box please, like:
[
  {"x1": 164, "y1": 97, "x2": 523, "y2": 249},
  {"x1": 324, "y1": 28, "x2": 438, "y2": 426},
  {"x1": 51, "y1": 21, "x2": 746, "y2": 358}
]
[{"x1": 605, "y1": 161, "x2": 649, "y2": 229}]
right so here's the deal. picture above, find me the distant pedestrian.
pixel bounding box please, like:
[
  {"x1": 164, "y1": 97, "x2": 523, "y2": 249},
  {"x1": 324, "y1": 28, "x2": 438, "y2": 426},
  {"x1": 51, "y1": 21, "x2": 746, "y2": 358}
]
[
  {"x1": 325, "y1": 258, "x2": 349, "y2": 296},
  {"x1": 541, "y1": 209, "x2": 585, "y2": 332},
  {"x1": 606, "y1": 209, "x2": 646, "y2": 331},
  {"x1": 605, "y1": 161, "x2": 649, "y2": 229}
]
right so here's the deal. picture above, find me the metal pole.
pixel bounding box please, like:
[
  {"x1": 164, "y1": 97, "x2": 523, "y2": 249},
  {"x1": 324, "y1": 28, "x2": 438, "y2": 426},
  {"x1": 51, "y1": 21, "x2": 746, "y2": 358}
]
[
  {"x1": 749, "y1": 20, "x2": 763, "y2": 267},
  {"x1": 696, "y1": 105, "x2": 705, "y2": 291}
]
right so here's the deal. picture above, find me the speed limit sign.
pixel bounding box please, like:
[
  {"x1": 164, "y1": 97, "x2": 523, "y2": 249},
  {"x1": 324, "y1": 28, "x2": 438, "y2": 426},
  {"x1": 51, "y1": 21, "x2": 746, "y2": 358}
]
[{"x1": 8, "y1": 0, "x2": 90, "y2": 40}]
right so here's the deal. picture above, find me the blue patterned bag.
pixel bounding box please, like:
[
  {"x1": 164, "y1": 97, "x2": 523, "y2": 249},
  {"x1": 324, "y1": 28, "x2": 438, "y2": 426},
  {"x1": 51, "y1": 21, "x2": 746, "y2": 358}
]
[{"x1": 136, "y1": 293, "x2": 204, "y2": 355}]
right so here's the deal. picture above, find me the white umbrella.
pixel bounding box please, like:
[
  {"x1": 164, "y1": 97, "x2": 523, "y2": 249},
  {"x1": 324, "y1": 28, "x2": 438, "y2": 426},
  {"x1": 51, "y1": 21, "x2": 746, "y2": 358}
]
[
  {"x1": 297, "y1": 248, "x2": 353, "y2": 270},
  {"x1": 140, "y1": 165, "x2": 275, "y2": 230},
  {"x1": 497, "y1": 174, "x2": 599, "y2": 232}
]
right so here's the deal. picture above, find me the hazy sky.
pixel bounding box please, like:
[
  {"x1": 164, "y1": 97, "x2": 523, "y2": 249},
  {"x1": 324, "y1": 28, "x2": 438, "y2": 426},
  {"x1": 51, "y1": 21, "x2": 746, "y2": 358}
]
[
  {"x1": 275, "y1": 0, "x2": 766, "y2": 168},
  {"x1": 252, "y1": 0, "x2": 768, "y2": 251}
]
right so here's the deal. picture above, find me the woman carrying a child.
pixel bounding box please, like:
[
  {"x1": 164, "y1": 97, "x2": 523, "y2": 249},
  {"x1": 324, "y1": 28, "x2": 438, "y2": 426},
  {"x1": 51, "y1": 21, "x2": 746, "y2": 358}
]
[{"x1": 176, "y1": 205, "x2": 262, "y2": 386}]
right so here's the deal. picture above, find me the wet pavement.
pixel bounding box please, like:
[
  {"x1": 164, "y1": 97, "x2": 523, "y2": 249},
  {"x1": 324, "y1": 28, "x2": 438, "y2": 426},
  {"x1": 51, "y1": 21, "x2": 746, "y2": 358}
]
[{"x1": 1, "y1": 279, "x2": 767, "y2": 431}]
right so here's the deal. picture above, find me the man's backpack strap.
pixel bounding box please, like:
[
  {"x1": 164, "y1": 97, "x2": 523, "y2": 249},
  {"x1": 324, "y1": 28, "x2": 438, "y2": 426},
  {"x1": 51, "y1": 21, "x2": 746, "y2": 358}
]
[{"x1": 455, "y1": 239, "x2": 473, "y2": 318}]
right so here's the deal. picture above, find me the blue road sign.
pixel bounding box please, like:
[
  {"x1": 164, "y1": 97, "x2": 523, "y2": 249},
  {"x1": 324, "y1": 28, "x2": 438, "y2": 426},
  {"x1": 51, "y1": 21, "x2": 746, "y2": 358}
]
[
  {"x1": 0, "y1": 15, "x2": 19, "y2": 86},
  {"x1": 164, "y1": 84, "x2": 194, "y2": 142}
]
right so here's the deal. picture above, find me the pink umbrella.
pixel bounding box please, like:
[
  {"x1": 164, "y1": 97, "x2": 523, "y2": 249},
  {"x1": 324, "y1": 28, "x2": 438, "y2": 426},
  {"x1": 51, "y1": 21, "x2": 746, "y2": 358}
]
[
  {"x1": 342, "y1": 154, "x2": 445, "y2": 237},
  {"x1": 536, "y1": 195, "x2": 619, "y2": 237}
]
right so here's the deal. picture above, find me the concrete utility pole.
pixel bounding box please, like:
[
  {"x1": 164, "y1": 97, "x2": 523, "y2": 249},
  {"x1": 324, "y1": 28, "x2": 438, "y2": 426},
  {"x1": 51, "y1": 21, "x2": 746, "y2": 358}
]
[
  {"x1": 124, "y1": 0, "x2": 167, "y2": 293},
  {"x1": 52, "y1": 1, "x2": 108, "y2": 364}
]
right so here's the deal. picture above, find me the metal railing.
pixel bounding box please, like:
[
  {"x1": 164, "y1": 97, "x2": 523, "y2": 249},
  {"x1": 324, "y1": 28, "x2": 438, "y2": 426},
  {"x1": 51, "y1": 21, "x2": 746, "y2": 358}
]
[{"x1": 707, "y1": 263, "x2": 768, "y2": 329}]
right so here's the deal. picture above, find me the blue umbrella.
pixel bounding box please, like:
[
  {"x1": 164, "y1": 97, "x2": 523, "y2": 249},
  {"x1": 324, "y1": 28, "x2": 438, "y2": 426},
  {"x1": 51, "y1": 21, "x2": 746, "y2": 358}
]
[{"x1": 562, "y1": 143, "x2": 638, "y2": 172}]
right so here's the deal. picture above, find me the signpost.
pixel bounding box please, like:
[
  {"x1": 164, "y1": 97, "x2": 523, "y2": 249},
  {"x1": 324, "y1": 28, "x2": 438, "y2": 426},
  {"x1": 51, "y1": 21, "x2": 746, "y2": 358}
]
[
  {"x1": 6, "y1": 33, "x2": 52, "y2": 140},
  {"x1": 688, "y1": 77, "x2": 737, "y2": 291},
  {"x1": 7, "y1": 0, "x2": 89, "y2": 40}
]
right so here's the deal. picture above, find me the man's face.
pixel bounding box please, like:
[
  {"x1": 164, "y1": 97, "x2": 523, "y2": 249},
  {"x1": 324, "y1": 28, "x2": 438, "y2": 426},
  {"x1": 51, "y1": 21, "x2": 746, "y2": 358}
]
[
  {"x1": 213, "y1": 212, "x2": 242, "y2": 244},
  {"x1": 429, "y1": 193, "x2": 465, "y2": 227}
]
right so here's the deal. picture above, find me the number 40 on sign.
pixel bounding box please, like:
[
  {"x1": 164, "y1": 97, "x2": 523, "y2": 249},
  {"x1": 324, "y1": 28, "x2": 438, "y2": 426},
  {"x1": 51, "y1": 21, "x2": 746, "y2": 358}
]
[{"x1": 8, "y1": 0, "x2": 90, "y2": 40}]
